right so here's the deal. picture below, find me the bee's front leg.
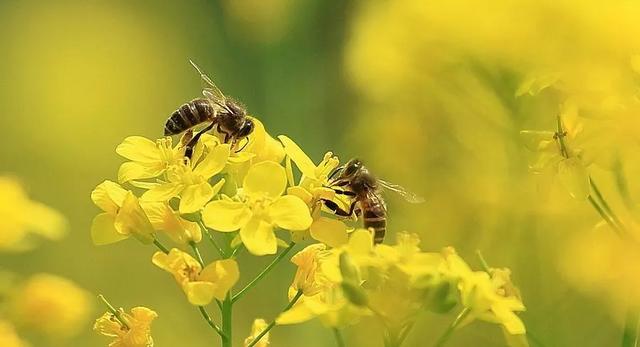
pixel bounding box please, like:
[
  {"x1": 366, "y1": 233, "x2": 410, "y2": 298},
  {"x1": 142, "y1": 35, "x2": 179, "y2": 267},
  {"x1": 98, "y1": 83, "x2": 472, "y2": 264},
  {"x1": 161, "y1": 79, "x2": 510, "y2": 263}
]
[
  {"x1": 185, "y1": 122, "x2": 215, "y2": 158},
  {"x1": 320, "y1": 198, "x2": 358, "y2": 218}
]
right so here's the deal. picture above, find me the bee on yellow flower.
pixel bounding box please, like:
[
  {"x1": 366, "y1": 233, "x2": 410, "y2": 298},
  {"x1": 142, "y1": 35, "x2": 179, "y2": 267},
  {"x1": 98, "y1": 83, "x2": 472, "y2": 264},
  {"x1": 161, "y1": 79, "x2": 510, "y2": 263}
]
[
  {"x1": 202, "y1": 161, "x2": 312, "y2": 256},
  {"x1": 152, "y1": 248, "x2": 239, "y2": 306},
  {"x1": 94, "y1": 305, "x2": 157, "y2": 347}
]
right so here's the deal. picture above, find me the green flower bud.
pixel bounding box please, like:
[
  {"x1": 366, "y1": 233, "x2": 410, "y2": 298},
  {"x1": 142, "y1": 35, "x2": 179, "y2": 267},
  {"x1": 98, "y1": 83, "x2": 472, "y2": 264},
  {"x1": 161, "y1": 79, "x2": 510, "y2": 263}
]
[
  {"x1": 424, "y1": 278, "x2": 458, "y2": 314},
  {"x1": 341, "y1": 281, "x2": 368, "y2": 307}
]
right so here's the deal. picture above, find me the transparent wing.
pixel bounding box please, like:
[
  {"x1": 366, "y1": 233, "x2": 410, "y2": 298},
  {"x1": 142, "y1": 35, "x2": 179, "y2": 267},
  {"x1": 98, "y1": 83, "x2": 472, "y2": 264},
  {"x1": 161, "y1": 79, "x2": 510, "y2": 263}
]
[
  {"x1": 189, "y1": 60, "x2": 227, "y2": 104},
  {"x1": 378, "y1": 179, "x2": 425, "y2": 203}
]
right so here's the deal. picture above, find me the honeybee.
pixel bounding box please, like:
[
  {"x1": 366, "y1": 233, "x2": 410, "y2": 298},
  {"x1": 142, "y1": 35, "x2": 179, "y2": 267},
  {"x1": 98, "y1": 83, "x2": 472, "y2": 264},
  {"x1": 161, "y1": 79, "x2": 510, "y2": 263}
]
[
  {"x1": 322, "y1": 158, "x2": 424, "y2": 244},
  {"x1": 164, "y1": 61, "x2": 254, "y2": 157}
]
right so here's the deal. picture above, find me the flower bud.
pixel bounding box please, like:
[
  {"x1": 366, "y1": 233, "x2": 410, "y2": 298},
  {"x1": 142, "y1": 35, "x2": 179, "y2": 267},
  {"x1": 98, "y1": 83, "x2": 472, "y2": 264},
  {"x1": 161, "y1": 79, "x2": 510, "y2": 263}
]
[
  {"x1": 339, "y1": 252, "x2": 360, "y2": 283},
  {"x1": 341, "y1": 281, "x2": 368, "y2": 307},
  {"x1": 423, "y1": 278, "x2": 458, "y2": 314}
]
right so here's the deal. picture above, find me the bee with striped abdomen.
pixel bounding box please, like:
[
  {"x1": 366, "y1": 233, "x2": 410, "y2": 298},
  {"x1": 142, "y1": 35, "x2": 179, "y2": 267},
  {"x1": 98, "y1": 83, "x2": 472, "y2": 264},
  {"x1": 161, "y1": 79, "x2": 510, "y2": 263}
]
[
  {"x1": 321, "y1": 158, "x2": 424, "y2": 244},
  {"x1": 165, "y1": 61, "x2": 254, "y2": 158}
]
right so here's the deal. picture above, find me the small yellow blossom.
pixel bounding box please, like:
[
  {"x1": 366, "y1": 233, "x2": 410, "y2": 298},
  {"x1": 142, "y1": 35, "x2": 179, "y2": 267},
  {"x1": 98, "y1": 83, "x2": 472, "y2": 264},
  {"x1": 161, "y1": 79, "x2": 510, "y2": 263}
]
[
  {"x1": 0, "y1": 320, "x2": 28, "y2": 347},
  {"x1": 117, "y1": 136, "x2": 183, "y2": 183},
  {"x1": 144, "y1": 202, "x2": 202, "y2": 245},
  {"x1": 10, "y1": 273, "x2": 92, "y2": 338},
  {"x1": 94, "y1": 306, "x2": 157, "y2": 347},
  {"x1": 0, "y1": 176, "x2": 66, "y2": 252},
  {"x1": 290, "y1": 244, "x2": 328, "y2": 296},
  {"x1": 90, "y1": 181, "x2": 155, "y2": 245},
  {"x1": 142, "y1": 143, "x2": 230, "y2": 214},
  {"x1": 243, "y1": 318, "x2": 269, "y2": 347},
  {"x1": 152, "y1": 248, "x2": 239, "y2": 305},
  {"x1": 202, "y1": 161, "x2": 312, "y2": 256}
]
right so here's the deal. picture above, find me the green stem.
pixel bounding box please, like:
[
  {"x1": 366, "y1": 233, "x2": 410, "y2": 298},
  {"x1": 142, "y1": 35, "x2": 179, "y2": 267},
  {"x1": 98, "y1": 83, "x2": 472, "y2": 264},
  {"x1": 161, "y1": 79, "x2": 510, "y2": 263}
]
[
  {"x1": 232, "y1": 242, "x2": 296, "y2": 304},
  {"x1": 434, "y1": 308, "x2": 470, "y2": 347},
  {"x1": 555, "y1": 114, "x2": 570, "y2": 158},
  {"x1": 198, "y1": 306, "x2": 226, "y2": 339},
  {"x1": 221, "y1": 291, "x2": 233, "y2": 347},
  {"x1": 200, "y1": 221, "x2": 227, "y2": 258},
  {"x1": 152, "y1": 239, "x2": 169, "y2": 254},
  {"x1": 98, "y1": 294, "x2": 129, "y2": 329},
  {"x1": 622, "y1": 309, "x2": 640, "y2": 347},
  {"x1": 588, "y1": 195, "x2": 623, "y2": 236},
  {"x1": 333, "y1": 328, "x2": 346, "y2": 347},
  {"x1": 246, "y1": 290, "x2": 304, "y2": 347},
  {"x1": 590, "y1": 178, "x2": 624, "y2": 230},
  {"x1": 396, "y1": 322, "x2": 415, "y2": 347},
  {"x1": 190, "y1": 241, "x2": 205, "y2": 267}
]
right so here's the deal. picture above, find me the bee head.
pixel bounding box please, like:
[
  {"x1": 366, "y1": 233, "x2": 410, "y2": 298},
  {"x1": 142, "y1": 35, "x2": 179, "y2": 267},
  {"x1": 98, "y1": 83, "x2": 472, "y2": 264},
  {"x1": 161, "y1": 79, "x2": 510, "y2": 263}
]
[
  {"x1": 236, "y1": 118, "x2": 254, "y2": 138},
  {"x1": 342, "y1": 158, "x2": 363, "y2": 178}
]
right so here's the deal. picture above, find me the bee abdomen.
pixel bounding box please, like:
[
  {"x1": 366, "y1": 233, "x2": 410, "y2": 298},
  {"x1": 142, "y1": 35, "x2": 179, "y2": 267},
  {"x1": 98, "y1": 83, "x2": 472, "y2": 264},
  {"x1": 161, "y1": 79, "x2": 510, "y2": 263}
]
[
  {"x1": 164, "y1": 98, "x2": 214, "y2": 136},
  {"x1": 363, "y1": 209, "x2": 386, "y2": 245}
]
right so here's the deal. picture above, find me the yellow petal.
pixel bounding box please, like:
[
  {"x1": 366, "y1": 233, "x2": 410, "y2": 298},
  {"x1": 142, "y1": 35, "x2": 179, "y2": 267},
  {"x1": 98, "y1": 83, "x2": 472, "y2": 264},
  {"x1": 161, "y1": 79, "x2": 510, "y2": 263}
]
[
  {"x1": 276, "y1": 302, "x2": 316, "y2": 325},
  {"x1": 142, "y1": 182, "x2": 184, "y2": 201},
  {"x1": 269, "y1": 195, "x2": 313, "y2": 231},
  {"x1": 118, "y1": 162, "x2": 164, "y2": 183},
  {"x1": 287, "y1": 186, "x2": 313, "y2": 206},
  {"x1": 199, "y1": 259, "x2": 240, "y2": 300},
  {"x1": 309, "y1": 217, "x2": 348, "y2": 247},
  {"x1": 278, "y1": 135, "x2": 317, "y2": 178},
  {"x1": 240, "y1": 217, "x2": 277, "y2": 256},
  {"x1": 194, "y1": 144, "x2": 231, "y2": 178},
  {"x1": 202, "y1": 200, "x2": 252, "y2": 232},
  {"x1": 557, "y1": 158, "x2": 590, "y2": 200},
  {"x1": 179, "y1": 182, "x2": 215, "y2": 214},
  {"x1": 91, "y1": 180, "x2": 128, "y2": 214},
  {"x1": 91, "y1": 213, "x2": 129, "y2": 245},
  {"x1": 114, "y1": 192, "x2": 155, "y2": 244},
  {"x1": 243, "y1": 161, "x2": 287, "y2": 198},
  {"x1": 184, "y1": 281, "x2": 216, "y2": 306},
  {"x1": 116, "y1": 136, "x2": 161, "y2": 162}
]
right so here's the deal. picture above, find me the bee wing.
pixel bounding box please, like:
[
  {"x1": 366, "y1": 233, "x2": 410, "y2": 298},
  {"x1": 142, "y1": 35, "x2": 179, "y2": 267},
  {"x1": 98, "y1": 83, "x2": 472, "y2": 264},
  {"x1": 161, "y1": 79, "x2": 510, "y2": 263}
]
[
  {"x1": 378, "y1": 179, "x2": 425, "y2": 203},
  {"x1": 189, "y1": 60, "x2": 227, "y2": 106}
]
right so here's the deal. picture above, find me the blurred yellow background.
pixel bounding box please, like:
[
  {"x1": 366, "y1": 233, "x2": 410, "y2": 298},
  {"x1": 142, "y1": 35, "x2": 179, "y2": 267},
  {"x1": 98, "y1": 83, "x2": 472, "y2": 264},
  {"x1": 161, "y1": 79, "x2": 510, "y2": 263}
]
[{"x1": 1, "y1": 0, "x2": 639, "y2": 346}]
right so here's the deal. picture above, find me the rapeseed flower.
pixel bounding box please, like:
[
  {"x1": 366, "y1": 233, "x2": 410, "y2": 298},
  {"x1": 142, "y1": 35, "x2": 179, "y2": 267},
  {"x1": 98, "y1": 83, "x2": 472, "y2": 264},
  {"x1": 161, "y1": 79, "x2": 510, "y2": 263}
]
[
  {"x1": 243, "y1": 318, "x2": 269, "y2": 347},
  {"x1": 117, "y1": 136, "x2": 183, "y2": 184},
  {"x1": 0, "y1": 176, "x2": 66, "y2": 252},
  {"x1": 10, "y1": 273, "x2": 92, "y2": 338},
  {"x1": 152, "y1": 248, "x2": 239, "y2": 305},
  {"x1": 144, "y1": 202, "x2": 202, "y2": 245},
  {"x1": 94, "y1": 306, "x2": 157, "y2": 347},
  {"x1": 90, "y1": 181, "x2": 155, "y2": 245},
  {"x1": 202, "y1": 161, "x2": 312, "y2": 256}
]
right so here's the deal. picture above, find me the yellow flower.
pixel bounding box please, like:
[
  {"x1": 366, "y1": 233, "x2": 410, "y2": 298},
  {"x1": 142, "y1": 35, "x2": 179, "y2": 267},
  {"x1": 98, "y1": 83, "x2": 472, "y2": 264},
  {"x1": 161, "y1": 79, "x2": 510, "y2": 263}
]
[
  {"x1": 278, "y1": 136, "x2": 351, "y2": 245},
  {"x1": 94, "y1": 306, "x2": 157, "y2": 347},
  {"x1": 0, "y1": 176, "x2": 66, "y2": 252},
  {"x1": 10, "y1": 273, "x2": 92, "y2": 338},
  {"x1": 202, "y1": 161, "x2": 312, "y2": 256},
  {"x1": 520, "y1": 108, "x2": 590, "y2": 200},
  {"x1": 90, "y1": 181, "x2": 155, "y2": 245},
  {"x1": 142, "y1": 143, "x2": 230, "y2": 214},
  {"x1": 243, "y1": 318, "x2": 269, "y2": 347},
  {"x1": 442, "y1": 249, "x2": 526, "y2": 335},
  {"x1": 152, "y1": 248, "x2": 239, "y2": 305},
  {"x1": 144, "y1": 202, "x2": 202, "y2": 245},
  {"x1": 116, "y1": 136, "x2": 182, "y2": 184},
  {"x1": 290, "y1": 244, "x2": 328, "y2": 296},
  {"x1": 0, "y1": 320, "x2": 28, "y2": 347}
]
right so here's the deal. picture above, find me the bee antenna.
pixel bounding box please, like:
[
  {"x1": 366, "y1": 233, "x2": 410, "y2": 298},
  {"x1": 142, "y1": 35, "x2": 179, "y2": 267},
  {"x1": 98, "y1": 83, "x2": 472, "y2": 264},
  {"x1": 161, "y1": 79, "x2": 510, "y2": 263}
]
[{"x1": 189, "y1": 59, "x2": 205, "y2": 75}]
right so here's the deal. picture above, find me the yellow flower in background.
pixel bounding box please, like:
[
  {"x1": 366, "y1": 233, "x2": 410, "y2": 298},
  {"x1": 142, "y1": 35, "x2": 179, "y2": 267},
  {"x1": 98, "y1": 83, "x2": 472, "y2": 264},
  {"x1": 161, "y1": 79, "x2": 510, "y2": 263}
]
[
  {"x1": 243, "y1": 318, "x2": 269, "y2": 347},
  {"x1": 144, "y1": 202, "x2": 202, "y2": 245},
  {"x1": 0, "y1": 320, "x2": 28, "y2": 347},
  {"x1": 117, "y1": 136, "x2": 183, "y2": 184},
  {"x1": 10, "y1": 273, "x2": 92, "y2": 338},
  {"x1": 94, "y1": 306, "x2": 157, "y2": 347},
  {"x1": 202, "y1": 161, "x2": 312, "y2": 256},
  {"x1": 142, "y1": 143, "x2": 230, "y2": 214},
  {"x1": 520, "y1": 108, "x2": 590, "y2": 200},
  {"x1": 0, "y1": 176, "x2": 66, "y2": 252},
  {"x1": 90, "y1": 181, "x2": 155, "y2": 245},
  {"x1": 152, "y1": 248, "x2": 239, "y2": 305}
]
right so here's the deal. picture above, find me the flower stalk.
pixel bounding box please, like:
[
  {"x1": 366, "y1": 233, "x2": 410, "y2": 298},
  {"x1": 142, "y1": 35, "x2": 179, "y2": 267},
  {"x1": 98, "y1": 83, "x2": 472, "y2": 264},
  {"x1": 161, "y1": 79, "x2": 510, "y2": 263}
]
[{"x1": 246, "y1": 290, "x2": 304, "y2": 347}]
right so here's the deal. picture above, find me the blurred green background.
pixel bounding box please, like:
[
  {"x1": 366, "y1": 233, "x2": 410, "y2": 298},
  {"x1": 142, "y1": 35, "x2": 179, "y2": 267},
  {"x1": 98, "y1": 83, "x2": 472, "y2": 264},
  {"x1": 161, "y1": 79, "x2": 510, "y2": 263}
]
[{"x1": 1, "y1": 0, "x2": 637, "y2": 346}]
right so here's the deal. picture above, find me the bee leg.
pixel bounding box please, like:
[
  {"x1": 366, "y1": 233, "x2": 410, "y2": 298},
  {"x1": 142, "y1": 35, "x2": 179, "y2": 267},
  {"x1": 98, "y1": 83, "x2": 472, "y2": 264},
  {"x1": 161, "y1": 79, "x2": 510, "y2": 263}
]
[
  {"x1": 328, "y1": 165, "x2": 345, "y2": 180},
  {"x1": 320, "y1": 199, "x2": 357, "y2": 217},
  {"x1": 331, "y1": 188, "x2": 356, "y2": 197},
  {"x1": 235, "y1": 137, "x2": 249, "y2": 153},
  {"x1": 185, "y1": 122, "x2": 215, "y2": 158}
]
